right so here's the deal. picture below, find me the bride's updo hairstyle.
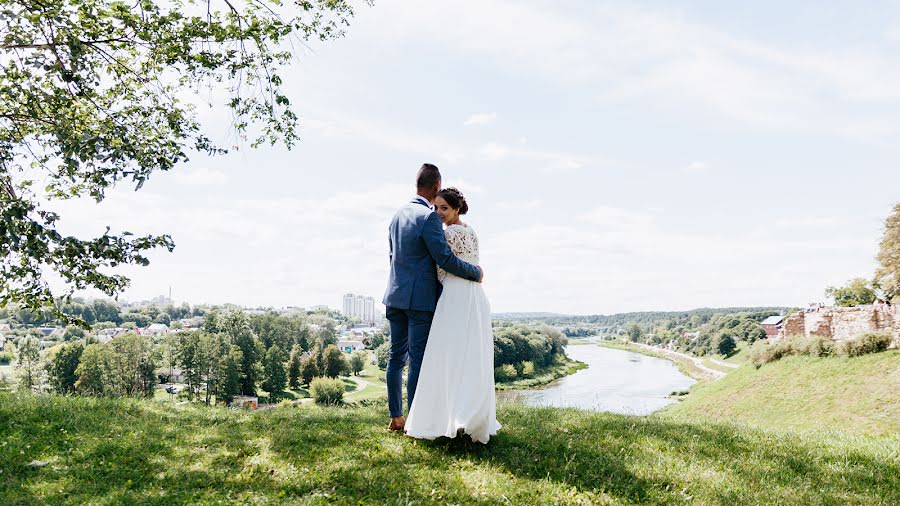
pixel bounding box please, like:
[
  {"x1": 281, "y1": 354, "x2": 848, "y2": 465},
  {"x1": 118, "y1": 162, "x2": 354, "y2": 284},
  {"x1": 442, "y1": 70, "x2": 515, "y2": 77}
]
[{"x1": 437, "y1": 187, "x2": 468, "y2": 215}]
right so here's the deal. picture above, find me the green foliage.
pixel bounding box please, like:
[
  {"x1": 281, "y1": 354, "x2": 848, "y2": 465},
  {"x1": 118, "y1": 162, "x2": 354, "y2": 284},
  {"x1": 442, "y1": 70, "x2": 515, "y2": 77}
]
[
  {"x1": 74, "y1": 333, "x2": 155, "y2": 398},
  {"x1": 299, "y1": 353, "x2": 319, "y2": 387},
  {"x1": 0, "y1": 0, "x2": 358, "y2": 322},
  {"x1": 261, "y1": 344, "x2": 287, "y2": 402},
  {"x1": 625, "y1": 322, "x2": 643, "y2": 342},
  {"x1": 0, "y1": 351, "x2": 12, "y2": 365},
  {"x1": 874, "y1": 203, "x2": 900, "y2": 302},
  {"x1": 323, "y1": 345, "x2": 349, "y2": 378},
  {"x1": 309, "y1": 377, "x2": 345, "y2": 405},
  {"x1": 48, "y1": 342, "x2": 83, "y2": 394},
  {"x1": 494, "y1": 364, "x2": 517, "y2": 382},
  {"x1": 520, "y1": 361, "x2": 536, "y2": 377},
  {"x1": 838, "y1": 333, "x2": 892, "y2": 357},
  {"x1": 366, "y1": 332, "x2": 386, "y2": 350},
  {"x1": 751, "y1": 332, "x2": 890, "y2": 367},
  {"x1": 62, "y1": 325, "x2": 86, "y2": 342},
  {"x1": 493, "y1": 325, "x2": 566, "y2": 369},
  {"x1": 208, "y1": 309, "x2": 262, "y2": 396},
  {"x1": 287, "y1": 345, "x2": 303, "y2": 389},
  {"x1": 349, "y1": 351, "x2": 367, "y2": 376},
  {"x1": 713, "y1": 334, "x2": 736, "y2": 357},
  {"x1": 249, "y1": 312, "x2": 311, "y2": 353},
  {"x1": 825, "y1": 278, "x2": 877, "y2": 307},
  {"x1": 14, "y1": 335, "x2": 42, "y2": 391},
  {"x1": 375, "y1": 342, "x2": 390, "y2": 370}
]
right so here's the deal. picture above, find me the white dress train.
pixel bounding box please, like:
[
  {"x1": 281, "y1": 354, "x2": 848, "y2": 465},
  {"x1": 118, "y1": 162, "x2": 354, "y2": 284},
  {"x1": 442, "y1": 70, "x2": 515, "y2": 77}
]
[{"x1": 405, "y1": 224, "x2": 501, "y2": 444}]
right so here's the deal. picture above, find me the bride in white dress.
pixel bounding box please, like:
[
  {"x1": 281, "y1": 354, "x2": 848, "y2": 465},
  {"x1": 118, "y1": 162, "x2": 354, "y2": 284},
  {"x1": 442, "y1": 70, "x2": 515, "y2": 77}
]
[{"x1": 404, "y1": 187, "x2": 501, "y2": 444}]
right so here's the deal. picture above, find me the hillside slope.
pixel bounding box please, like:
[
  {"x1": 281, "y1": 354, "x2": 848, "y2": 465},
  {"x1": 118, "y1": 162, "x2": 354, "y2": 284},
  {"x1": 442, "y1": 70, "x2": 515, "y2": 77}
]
[
  {"x1": 0, "y1": 393, "x2": 897, "y2": 504},
  {"x1": 661, "y1": 350, "x2": 900, "y2": 435}
]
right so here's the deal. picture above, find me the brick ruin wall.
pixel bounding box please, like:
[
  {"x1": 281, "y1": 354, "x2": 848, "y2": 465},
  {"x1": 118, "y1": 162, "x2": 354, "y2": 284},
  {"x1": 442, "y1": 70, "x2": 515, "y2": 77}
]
[{"x1": 778, "y1": 306, "x2": 900, "y2": 348}]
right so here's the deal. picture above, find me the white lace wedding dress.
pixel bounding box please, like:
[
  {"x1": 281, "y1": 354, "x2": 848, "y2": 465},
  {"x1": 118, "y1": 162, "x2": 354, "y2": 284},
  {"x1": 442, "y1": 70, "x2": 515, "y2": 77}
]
[{"x1": 405, "y1": 224, "x2": 501, "y2": 444}]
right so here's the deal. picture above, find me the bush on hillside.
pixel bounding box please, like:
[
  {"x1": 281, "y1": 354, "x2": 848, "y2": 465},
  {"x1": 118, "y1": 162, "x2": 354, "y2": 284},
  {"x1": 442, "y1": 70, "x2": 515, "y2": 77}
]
[
  {"x1": 310, "y1": 377, "x2": 345, "y2": 405},
  {"x1": 796, "y1": 335, "x2": 835, "y2": 358},
  {"x1": 838, "y1": 333, "x2": 892, "y2": 357},
  {"x1": 751, "y1": 332, "x2": 891, "y2": 367},
  {"x1": 0, "y1": 352, "x2": 13, "y2": 365},
  {"x1": 494, "y1": 364, "x2": 517, "y2": 382}
]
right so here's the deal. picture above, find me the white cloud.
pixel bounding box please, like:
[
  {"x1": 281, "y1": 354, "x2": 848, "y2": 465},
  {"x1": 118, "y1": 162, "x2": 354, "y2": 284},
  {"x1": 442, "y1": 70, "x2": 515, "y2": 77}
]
[
  {"x1": 173, "y1": 167, "x2": 230, "y2": 186},
  {"x1": 497, "y1": 199, "x2": 542, "y2": 210},
  {"x1": 369, "y1": 1, "x2": 900, "y2": 140},
  {"x1": 685, "y1": 161, "x2": 709, "y2": 173},
  {"x1": 480, "y1": 142, "x2": 510, "y2": 161},
  {"x1": 463, "y1": 112, "x2": 498, "y2": 126},
  {"x1": 482, "y1": 206, "x2": 878, "y2": 313}
]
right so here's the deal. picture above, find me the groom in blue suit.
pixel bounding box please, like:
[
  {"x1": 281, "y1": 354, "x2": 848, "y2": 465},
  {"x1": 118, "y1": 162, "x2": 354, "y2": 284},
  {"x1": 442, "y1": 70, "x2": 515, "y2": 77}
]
[{"x1": 382, "y1": 164, "x2": 483, "y2": 431}]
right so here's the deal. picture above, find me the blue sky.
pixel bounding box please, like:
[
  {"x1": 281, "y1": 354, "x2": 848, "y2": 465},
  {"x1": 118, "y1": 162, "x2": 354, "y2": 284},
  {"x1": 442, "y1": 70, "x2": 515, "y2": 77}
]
[{"x1": 58, "y1": 0, "x2": 900, "y2": 314}]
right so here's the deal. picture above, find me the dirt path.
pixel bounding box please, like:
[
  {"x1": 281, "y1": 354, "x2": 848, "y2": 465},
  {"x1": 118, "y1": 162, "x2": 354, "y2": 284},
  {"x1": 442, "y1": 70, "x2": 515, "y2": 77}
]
[{"x1": 708, "y1": 358, "x2": 740, "y2": 369}]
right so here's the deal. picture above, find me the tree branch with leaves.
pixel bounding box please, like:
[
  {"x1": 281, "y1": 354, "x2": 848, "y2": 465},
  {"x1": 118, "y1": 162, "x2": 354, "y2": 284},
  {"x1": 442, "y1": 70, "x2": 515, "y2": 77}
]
[{"x1": 1, "y1": 0, "x2": 361, "y2": 323}]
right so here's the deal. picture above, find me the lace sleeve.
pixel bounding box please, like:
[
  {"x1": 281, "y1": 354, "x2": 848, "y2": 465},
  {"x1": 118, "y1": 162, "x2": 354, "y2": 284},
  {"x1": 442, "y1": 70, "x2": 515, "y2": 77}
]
[
  {"x1": 438, "y1": 226, "x2": 480, "y2": 282},
  {"x1": 437, "y1": 226, "x2": 463, "y2": 282}
]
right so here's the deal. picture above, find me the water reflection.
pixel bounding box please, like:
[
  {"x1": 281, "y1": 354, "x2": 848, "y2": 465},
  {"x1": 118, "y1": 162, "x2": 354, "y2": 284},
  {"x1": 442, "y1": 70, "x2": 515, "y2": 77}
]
[{"x1": 500, "y1": 344, "x2": 695, "y2": 415}]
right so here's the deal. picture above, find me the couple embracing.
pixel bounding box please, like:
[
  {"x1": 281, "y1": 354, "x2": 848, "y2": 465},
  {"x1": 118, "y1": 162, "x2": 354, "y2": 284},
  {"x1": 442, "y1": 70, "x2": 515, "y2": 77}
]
[{"x1": 382, "y1": 163, "x2": 501, "y2": 444}]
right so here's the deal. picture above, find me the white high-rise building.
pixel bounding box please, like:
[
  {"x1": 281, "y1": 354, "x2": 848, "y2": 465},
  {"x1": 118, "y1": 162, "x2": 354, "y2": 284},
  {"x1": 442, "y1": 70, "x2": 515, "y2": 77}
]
[
  {"x1": 342, "y1": 293, "x2": 380, "y2": 325},
  {"x1": 342, "y1": 294, "x2": 354, "y2": 317}
]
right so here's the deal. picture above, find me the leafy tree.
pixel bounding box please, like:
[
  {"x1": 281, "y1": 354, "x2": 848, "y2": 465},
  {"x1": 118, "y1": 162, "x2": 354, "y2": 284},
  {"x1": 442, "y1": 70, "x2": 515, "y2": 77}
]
[
  {"x1": 121, "y1": 312, "x2": 152, "y2": 328},
  {"x1": 714, "y1": 334, "x2": 737, "y2": 357},
  {"x1": 625, "y1": 322, "x2": 643, "y2": 342},
  {"x1": 825, "y1": 278, "x2": 877, "y2": 307},
  {"x1": 219, "y1": 345, "x2": 243, "y2": 405},
  {"x1": 62, "y1": 325, "x2": 86, "y2": 342},
  {"x1": 288, "y1": 344, "x2": 303, "y2": 389},
  {"x1": 322, "y1": 345, "x2": 348, "y2": 378},
  {"x1": 15, "y1": 335, "x2": 42, "y2": 391},
  {"x1": 175, "y1": 331, "x2": 203, "y2": 401},
  {"x1": 874, "y1": 203, "x2": 900, "y2": 302},
  {"x1": 261, "y1": 344, "x2": 287, "y2": 401},
  {"x1": 299, "y1": 352, "x2": 319, "y2": 386},
  {"x1": 208, "y1": 309, "x2": 261, "y2": 395},
  {"x1": 0, "y1": 0, "x2": 359, "y2": 322},
  {"x1": 74, "y1": 343, "x2": 112, "y2": 396},
  {"x1": 49, "y1": 342, "x2": 84, "y2": 394},
  {"x1": 91, "y1": 300, "x2": 121, "y2": 324},
  {"x1": 375, "y1": 342, "x2": 390, "y2": 371},
  {"x1": 350, "y1": 350, "x2": 366, "y2": 376},
  {"x1": 366, "y1": 332, "x2": 386, "y2": 350},
  {"x1": 154, "y1": 313, "x2": 171, "y2": 326}
]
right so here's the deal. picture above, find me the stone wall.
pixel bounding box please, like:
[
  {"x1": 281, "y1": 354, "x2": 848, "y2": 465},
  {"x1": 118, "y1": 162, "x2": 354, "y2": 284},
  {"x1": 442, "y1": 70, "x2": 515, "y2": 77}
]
[{"x1": 778, "y1": 305, "x2": 900, "y2": 347}]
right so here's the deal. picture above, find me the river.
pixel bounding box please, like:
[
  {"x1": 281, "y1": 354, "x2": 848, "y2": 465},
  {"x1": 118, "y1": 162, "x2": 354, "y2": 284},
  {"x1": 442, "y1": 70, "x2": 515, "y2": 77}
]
[{"x1": 501, "y1": 343, "x2": 696, "y2": 415}]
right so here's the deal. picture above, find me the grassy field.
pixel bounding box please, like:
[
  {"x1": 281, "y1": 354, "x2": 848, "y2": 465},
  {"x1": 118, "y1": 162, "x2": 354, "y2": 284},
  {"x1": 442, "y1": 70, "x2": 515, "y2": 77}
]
[
  {"x1": 662, "y1": 350, "x2": 900, "y2": 435},
  {"x1": 1, "y1": 392, "x2": 897, "y2": 505}
]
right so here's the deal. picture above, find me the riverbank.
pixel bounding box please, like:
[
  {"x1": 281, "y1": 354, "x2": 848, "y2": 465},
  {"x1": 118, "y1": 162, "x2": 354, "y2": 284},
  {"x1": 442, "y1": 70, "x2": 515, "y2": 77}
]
[
  {"x1": 494, "y1": 355, "x2": 587, "y2": 391},
  {"x1": 2, "y1": 392, "x2": 896, "y2": 504},
  {"x1": 597, "y1": 340, "x2": 723, "y2": 381}
]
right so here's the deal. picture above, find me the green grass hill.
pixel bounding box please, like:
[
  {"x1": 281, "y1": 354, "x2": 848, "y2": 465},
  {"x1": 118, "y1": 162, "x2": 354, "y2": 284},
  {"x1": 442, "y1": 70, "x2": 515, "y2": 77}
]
[
  {"x1": 1, "y1": 392, "x2": 897, "y2": 505},
  {"x1": 661, "y1": 350, "x2": 900, "y2": 435}
]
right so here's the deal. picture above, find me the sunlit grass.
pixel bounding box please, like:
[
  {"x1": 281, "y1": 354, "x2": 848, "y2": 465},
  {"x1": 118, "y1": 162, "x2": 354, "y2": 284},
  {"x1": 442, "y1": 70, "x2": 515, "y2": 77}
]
[{"x1": 1, "y1": 392, "x2": 896, "y2": 504}]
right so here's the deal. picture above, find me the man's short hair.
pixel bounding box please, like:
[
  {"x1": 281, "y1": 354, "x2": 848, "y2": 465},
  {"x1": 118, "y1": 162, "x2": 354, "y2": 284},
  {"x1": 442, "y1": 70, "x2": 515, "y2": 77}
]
[{"x1": 416, "y1": 163, "x2": 441, "y2": 189}]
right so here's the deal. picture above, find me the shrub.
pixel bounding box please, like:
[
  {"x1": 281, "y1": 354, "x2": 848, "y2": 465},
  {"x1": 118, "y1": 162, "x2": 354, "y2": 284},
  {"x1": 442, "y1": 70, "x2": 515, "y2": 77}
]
[
  {"x1": 838, "y1": 333, "x2": 892, "y2": 357},
  {"x1": 310, "y1": 377, "x2": 345, "y2": 405},
  {"x1": 797, "y1": 335, "x2": 835, "y2": 358},
  {"x1": 520, "y1": 361, "x2": 536, "y2": 378},
  {"x1": 0, "y1": 352, "x2": 13, "y2": 365},
  {"x1": 494, "y1": 364, "x2": 517, "y2": 382}
]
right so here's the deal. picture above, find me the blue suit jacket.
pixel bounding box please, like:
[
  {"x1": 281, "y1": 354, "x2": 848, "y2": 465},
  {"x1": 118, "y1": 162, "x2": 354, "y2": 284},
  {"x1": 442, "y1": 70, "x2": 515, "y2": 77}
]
[{"x1": 382, "y1": 197, "x2": 482, "y2": 311}]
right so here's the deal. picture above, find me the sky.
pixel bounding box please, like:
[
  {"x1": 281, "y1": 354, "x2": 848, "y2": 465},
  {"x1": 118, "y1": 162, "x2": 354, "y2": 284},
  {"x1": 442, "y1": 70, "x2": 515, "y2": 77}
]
[{"x1": 53, "y1": 0, "x2": 900, "y2": 314}]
